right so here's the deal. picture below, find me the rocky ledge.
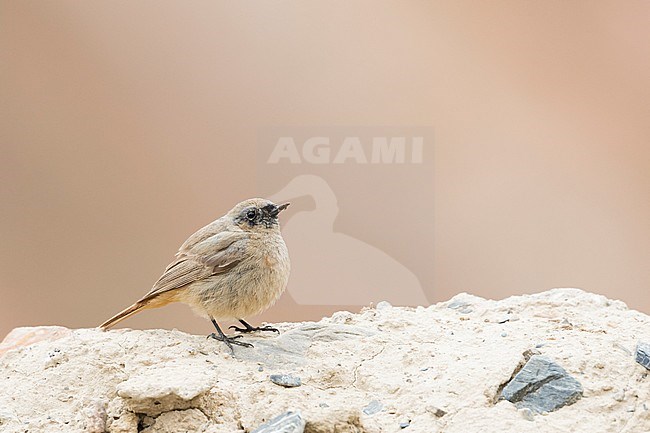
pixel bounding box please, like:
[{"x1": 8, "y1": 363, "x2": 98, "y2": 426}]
[{"x1": 1, "y1": 289, "x2": 649, "y2": 433}]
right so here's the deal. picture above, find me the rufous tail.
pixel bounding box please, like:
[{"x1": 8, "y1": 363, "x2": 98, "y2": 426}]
[{"x1": 99, "y1": 301, "x2": 148, "y2": 330}]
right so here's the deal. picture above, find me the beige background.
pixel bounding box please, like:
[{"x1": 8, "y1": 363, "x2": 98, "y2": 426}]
[{"x1": 1, "y1": 1, "x2": 649, "y2": 339}]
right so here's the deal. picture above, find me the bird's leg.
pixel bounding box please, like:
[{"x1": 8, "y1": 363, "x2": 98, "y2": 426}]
[
  {"x1": 208, "y1": 317, "x2": 253, "y2": 352},
  {"x1": 229, "y1": 319, "x2": 280, "y2": 334}
]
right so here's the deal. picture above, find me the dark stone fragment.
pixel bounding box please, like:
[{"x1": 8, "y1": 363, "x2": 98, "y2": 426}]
[
  {"x1": 636, "y1": 342, "x2": 650, "y2": 371},
  {"x1": 500, "y1": 355, "x2": 583, "y2": 414}
]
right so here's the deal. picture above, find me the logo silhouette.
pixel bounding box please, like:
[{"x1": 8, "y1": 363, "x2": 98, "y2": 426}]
[{"x1": 269, "y1": 174, "x2": 428, "y2": 306}]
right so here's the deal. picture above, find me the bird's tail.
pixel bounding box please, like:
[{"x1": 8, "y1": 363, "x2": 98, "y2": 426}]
[
  {"x1": 98, "y1": 290, "x2": 179, "y2": 330},
  {"x1": 99, "y1": 301, "x2": 148, "y2": 330}
]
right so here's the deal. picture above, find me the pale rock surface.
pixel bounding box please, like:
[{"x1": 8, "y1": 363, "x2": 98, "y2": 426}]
[{"x1": 1, "y1": 289, "x2": 649, "y2": 433}]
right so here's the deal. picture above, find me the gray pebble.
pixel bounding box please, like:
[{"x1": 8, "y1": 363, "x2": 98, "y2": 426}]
[
  {"x1": 500, "y1": 355, "x2": 583, "y2": 413},
  {"x1": 518, "y1": 408, "x2": 534, "y2": 421},
  {"x1": 269, "y1": 374, "x2": 301, "y2": 388},
  {"x1": 363, "y1": 400, "x2": 383, "y2": 416},
  {"x1": 376, "y1": 301, "x2": 392, "y2": 310},
  {"x1": 318, "y1": 402, "x2": 329, "y2": 408},
  {"x1": 447, "y1": 300, "x2": 470, "y2": 310},
  {"x1": 635, "y1": 342, "x2": 650, "y2": 370},
  {"x1": 399, "y1": 421, "x2": 410, "y2": 428},
  {"x1": 501, "y1": 332, "x2": 508, "y2": 337},
  {"x1": 613, "y1": 390, "x2": 625, "y2": 402},
  {"x1": 251, "y1": 411, "x2": 305, "y2": 433}
]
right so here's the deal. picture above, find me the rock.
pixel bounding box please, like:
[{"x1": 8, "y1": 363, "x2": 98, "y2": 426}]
[
  {"x1": 0, "y1": 326, "x2": 71, "y2": 356},
  {"x1": 635, "y1": 342, "x2": 650, "y2": 370},
  {"x1": 235, "y1": 323, "x2": 374, "y2": 369},
  {"x1": 362, "y1": 400, "x2": 383, "y2": 415},
  {"x1": 269, "y1": 374, "x2": 301, "y2": 388},
  {"x1": 117, "y1": 366, "x2": 212, "y2": 416},
  {"x1": 613, "y1": 390, "x2": 625, "y2": 402},
  {"x1": 447, "y1": 300, "x2": 471, "y2": 310},
  {"x1": 500, "y1": 355, "x2": 583, "y2": 414},
  {"x1": 1, "y1": 288, "x2": 649, "y2": 432},
  {"x1": 251, "y1": 411, "x2": 305, "y2": 433},
  {"x1": 425, "y1": 406, "x2": 446, "y2": 418},
  {"x1": 141, "y1": 408, "x2": 208, "y2": 433},
  {"x1": 518, "y1": 408, "x2": 534, "y2": 421},
  {"x1": 376, "y1": 301, "x2": 393, "y2": 310}
]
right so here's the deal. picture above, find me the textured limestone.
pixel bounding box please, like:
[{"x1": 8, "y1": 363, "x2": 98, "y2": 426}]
[{"x1": 1, "y1": 289, "x2": 650, "y2": 433}]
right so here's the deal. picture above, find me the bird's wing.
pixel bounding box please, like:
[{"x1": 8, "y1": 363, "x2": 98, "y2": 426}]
[
  {"x1": 140, "y1": 230, "x2": 248, "y2": 302},
  {"x1": 176, "y1": 216, "x2": 232, "y2": 255}
]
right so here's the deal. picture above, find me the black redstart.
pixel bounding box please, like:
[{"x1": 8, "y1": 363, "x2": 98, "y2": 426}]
[{"x1": 99, "y1": 198, "x2": 290, "y2": 351}]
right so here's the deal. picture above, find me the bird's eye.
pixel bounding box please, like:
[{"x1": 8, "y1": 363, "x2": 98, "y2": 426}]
[{"x1": 246, "y1": 209, "x2": 257, "y2": 221}]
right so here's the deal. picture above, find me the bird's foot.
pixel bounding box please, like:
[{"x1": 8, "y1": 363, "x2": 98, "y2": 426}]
[
  {"x1": 229, "y1": 320, "x2": 280, "y2": 334},
  {"x1": 207, "y1": 332, "x2": 253, "y2": 352}
]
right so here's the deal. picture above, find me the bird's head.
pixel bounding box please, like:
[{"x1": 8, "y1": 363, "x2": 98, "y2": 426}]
[{"x1": 229, "y1": 198, "x2": 290, "y2": 232}]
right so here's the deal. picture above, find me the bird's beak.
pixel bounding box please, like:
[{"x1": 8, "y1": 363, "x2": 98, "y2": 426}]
[{"x1": 269, "y1": 202, "x2": 290, "y2": 217}]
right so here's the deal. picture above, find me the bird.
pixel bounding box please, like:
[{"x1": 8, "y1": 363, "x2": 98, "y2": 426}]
[{"x1": 99, "y1": 198, "x2": 291, "y2": 352}]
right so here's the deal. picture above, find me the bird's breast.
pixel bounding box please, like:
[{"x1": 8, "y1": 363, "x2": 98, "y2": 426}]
[
  {"x1": 227, "y1": 234, "x2": 289, "y2": 317},
  {"x1": 260, "y1": 235, "x2": 290, "y2": 276}
]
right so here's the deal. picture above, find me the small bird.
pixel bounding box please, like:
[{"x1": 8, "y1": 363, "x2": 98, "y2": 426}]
[{"x1": 99, "y1": 198, "x2": 290, "y2": 352}]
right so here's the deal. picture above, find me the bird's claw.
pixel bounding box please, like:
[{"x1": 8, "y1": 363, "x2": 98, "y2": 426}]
[
  {"x1": 229, "y1": 324, "x2": 280, "y2": 334},
  {"x1": 207, "y1": 332, "x2": 253, "y2": 352},
  {"x1": 258, "y1": 325, "x2": 280, "y2": 334}
]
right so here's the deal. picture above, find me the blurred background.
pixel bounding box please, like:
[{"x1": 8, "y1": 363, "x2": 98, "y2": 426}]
[{"x1": 1, "y1": 1, "x2": 648, "y2": 339}]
